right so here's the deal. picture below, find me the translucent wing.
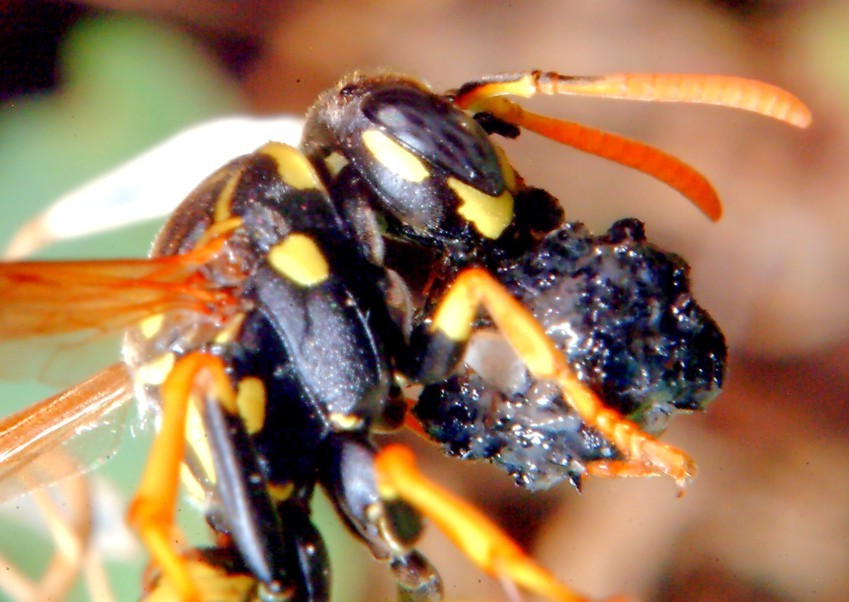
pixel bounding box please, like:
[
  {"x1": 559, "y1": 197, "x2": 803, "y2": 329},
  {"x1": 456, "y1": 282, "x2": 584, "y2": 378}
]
[
  {"x1": 0, "y1": 252, "x2": 230, "y2": 339},
  {"x1": 0, "y1": 240, "x2": 238, "y2": 383},
  {"x1": 4, "y1": 115, "x2": 304, "y2": 259},
  {"x1": 0, "y1": 364, "x2": 132, "y2": 502},
  {"x1": 0, "y1": 238, "x2": 240, "y2": 496}
]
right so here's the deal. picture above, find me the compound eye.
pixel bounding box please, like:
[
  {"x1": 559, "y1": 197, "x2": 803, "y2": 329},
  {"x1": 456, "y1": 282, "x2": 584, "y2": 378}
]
[{"x1": 362, "y1": 86, "x2": 506, "y2": 197}]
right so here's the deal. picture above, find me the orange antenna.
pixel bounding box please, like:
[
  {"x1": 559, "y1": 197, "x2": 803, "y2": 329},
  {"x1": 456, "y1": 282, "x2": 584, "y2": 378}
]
[
  {"x1": 453, "y1": 71, "x2": 812, "y2": 128},
  {"x1": 478, "y1": 97, "x2": 723, "y2": 220},
  {"x1": 450, "y1": 71, "x2": 811, "y2": 220}
]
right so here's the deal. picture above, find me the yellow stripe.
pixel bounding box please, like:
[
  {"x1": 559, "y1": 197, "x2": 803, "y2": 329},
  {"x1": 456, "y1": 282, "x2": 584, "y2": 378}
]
[
  {"x1": 268, "y1": 233, "x2": 330, "y2": 287},
  {"x1": 183, "y1": 399, "x2": 217, "y2": 488},
  {"x1": 236, "y1": 377, "x2": 267, "y2": 435},
  {"x1": 448, "y1": 177, "x2": 514, "y2": 239},
  {"x1": 362, "y1": 130, "x2": 429, "y2": 182},
  {"x1": 259, "y1": 142, "x2": 324, "y2": 190},
  {"x1": 213, "y1": 168, "x2": 243, "y2": 222}
]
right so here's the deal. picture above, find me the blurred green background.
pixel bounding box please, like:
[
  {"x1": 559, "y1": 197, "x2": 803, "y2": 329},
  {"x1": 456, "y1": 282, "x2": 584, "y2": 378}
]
[{"x1": 1, "y1": 1, "x2": 848, "y2": 601}]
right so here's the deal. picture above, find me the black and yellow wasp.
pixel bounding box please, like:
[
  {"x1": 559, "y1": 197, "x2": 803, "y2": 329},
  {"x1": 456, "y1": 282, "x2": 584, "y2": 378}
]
[{"x1": 0, "y1": 70, "x2": 810, "y2": 601}]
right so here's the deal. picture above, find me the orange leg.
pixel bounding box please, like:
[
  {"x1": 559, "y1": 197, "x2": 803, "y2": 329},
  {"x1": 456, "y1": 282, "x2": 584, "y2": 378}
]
[
  {"x1": 403, "y1": 411, "x2": 429, "y2": 439},
  {"x1": 127, "y1": 352, "x2": 237, "y2": 602},
  {"x1": 429, "y1": 267, "x2": 695, "y2": 491},
  {"x1": 584, "y1": 459, "x2": 679, "y2": 480},
  {"x1": 376, "y1": 444, "x2": 600, "y2": 602}
]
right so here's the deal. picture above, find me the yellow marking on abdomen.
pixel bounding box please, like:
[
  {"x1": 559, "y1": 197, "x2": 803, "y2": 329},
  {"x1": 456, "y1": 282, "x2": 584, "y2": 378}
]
[
  {"x1": 236, "y1": 376, "x2": 267, "y2": 435},
  {"x1": 268, "y1": 233, "x2": 330, "y2": 287},
  {"x1": 362, "y1": 130, "x2": 429, "y2": 182},
  {"x1": 447, "y1": 177, "x2": 514, "y2": 239},
  {"x1": 259, "y1": 142, "x2": 324, "y2": 190}
]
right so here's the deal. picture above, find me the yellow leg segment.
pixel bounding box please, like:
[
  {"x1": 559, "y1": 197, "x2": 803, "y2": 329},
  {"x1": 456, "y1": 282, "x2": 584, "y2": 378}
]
[
  {"x1": 375, "y1": 444, "x2": 593, "y2": 602},
  {"x1": 431, "y1": 267, "x2": 695, "y2": 490},
  {"x1": 127, "y1": 352, "x2": 237, "y2": 602}
]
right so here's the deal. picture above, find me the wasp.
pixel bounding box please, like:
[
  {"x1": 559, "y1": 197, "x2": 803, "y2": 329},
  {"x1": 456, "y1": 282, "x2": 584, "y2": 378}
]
[{"x1": 0, "y1": 70, "x2": 810, "y2": 602}]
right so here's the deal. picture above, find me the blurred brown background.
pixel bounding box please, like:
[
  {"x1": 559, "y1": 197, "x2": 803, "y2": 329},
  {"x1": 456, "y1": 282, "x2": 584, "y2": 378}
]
[{"x1": 1, "y1": 1, "x2": 847, "y2": 601}]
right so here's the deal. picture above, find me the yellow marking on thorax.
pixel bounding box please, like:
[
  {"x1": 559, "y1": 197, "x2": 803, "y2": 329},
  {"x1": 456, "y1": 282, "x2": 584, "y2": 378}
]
[
  {"x1": 198, "y1": 217, "x2": 243, "y2": 246},
  {"x1": 259, "y1": 142, "x2": 325, "y2": 190},
  {"x1": 268, "y1": 233, "x2": 330, "y2": 287},
  {"x1": 362, "y1": 130, "x2": 429, "y2": 182},
  {"x1": 324, "y1": 151, "x2": 349, "y2": 177},
  {"x1": 139, "y1": 314, "x2": 164, "y2": 339},
  {"x1": 236, "y1": 376, "x2": 267, "y2": 435},
  {"x1": 447, "y1": 177, "x2": 514, "y2": 239},
  {"x1": 134, "y1": 352, "x2": 175, "y2": 386},
  {"x1": 213, "y1": 168, "x2": 244, "y2": 223}
]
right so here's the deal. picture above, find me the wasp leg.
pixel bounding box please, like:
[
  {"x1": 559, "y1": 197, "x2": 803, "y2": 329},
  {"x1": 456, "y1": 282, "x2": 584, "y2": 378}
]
[
  {"x1": 0, "y1": 468, "x2": 101, "y2": 602},
  {"x1": 410, "y1": 267, "x2": 695, "y2": 490},
  {"x1": 30, "y1": 477, "x2": 93, "y2": 601},
  {"x1": 319, "y1": 435, "x2": 443, "y2": 601},
  {"x1": 584, "y1": 458, "x2": 697, "y2": 480},
  {"x1": 140, "y1": 544, "x2": 267, "y2": 602},
  {"x1": 201, "y1": 378, "x2": 328, "y2": 601},
  {"x1": 127, "y1": 352, "x2": 237, "y2": 602},
  {"x1": 375, "y1": 444, "x2": 603, "y2": 602},
  {"x1": 270, "y1": 501, "x2": 330, "y2": 602}
]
